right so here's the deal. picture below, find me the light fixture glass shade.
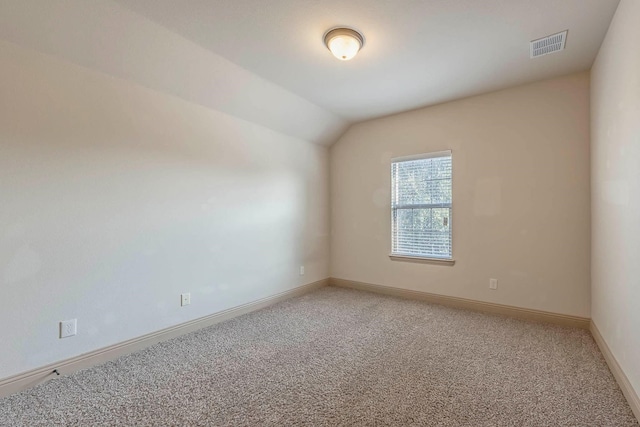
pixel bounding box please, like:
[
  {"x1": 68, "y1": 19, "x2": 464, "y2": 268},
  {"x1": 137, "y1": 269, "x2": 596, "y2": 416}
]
[
  {"x1": 324, "y1": 28, "x2": 364, "y2": 61},
  {"x1": 328, "y1": 35, "x2": 360, "y2": 60}
]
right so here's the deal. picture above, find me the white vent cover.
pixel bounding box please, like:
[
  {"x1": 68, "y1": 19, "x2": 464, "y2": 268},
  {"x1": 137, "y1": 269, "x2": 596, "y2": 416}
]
[{"x1": 530, "y1": 30, "x2": 568, "y2": 58}]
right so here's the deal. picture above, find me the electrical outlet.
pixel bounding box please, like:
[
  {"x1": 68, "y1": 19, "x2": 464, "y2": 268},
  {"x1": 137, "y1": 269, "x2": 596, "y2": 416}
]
[
  {"x1": 181, "y1": 293, "x2": 191, "y2": 306},
  {"x1": 489, "y1": 278, "x2": 498, "y2": 290},
  {"x1": 60, "y1": 319, "x2": 77, "y2": 338},
  {"x1": 299, "y1": 266, "x2": 305, "y2": 276}
]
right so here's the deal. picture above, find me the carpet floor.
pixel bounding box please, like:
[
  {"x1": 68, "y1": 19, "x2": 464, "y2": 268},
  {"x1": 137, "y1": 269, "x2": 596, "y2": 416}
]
[{"x1": 0, "y1": 286, "x2": 637, "y2": 426}]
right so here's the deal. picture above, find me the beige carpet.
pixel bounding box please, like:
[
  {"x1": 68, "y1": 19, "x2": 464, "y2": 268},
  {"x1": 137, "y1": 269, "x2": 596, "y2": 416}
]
[{"x1": 0, "y1": 286, "x2": 637, "y2": 426}]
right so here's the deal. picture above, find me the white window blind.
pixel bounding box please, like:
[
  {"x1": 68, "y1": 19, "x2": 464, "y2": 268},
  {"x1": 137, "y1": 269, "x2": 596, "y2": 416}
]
[{"x1": 391, "y1": 151, "x2": 452, "y2": 259}]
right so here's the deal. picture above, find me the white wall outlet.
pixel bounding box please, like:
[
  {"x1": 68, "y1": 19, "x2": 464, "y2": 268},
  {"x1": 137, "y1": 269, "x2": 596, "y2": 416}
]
[
  {"x1": 299, "y1": 266, "x2": 305, "y2": 276},
  {"x1": 489, "y1": 278, "x2": 498, "y2": 290},
  {"x1": 59, "y1": 319, "x2": 77, "y2": 338},
  {"x1": 181, "y1": 293, "x2": 191, "y2": 306}
]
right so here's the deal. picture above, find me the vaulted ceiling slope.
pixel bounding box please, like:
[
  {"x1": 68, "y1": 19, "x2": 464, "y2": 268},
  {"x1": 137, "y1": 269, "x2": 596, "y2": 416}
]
[
  {"x1": 1, "y1": 1, "x2": 620, "y2": 145},
  {"x1": 0, "y1": 0, "x2": 349, "y2": 146},
  {"x1": 115, "y1": 0, "x2": 620, "y2": 121}
]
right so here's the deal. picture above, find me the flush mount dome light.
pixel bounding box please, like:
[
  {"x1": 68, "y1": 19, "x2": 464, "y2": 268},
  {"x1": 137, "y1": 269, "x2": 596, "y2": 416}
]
[{"x1": 323, "y1": 27, "x2": 364, "y2": 61}]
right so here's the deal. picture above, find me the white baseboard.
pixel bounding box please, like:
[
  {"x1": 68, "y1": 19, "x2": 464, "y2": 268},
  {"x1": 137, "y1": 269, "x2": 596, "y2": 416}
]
[
  {"x1": 330, "y1": 277, "x2": 591, "y2": 329},
  {"x1": 590, "y1": 321, "x2": 640, "y2": 422},
  {"x1": 0, "y1": 279, "x2": 328, "y2": 399}
]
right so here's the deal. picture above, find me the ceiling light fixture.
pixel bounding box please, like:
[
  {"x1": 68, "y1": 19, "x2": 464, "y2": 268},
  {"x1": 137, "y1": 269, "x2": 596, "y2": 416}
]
[{"x1": 323, "y1": 27, "x2": 364, "y2": 61}]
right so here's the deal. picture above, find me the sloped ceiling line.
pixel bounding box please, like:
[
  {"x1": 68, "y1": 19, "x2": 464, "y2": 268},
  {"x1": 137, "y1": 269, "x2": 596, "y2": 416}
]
[{"x1": 0, "y1": 0, "x2": 350, "y2": 146}]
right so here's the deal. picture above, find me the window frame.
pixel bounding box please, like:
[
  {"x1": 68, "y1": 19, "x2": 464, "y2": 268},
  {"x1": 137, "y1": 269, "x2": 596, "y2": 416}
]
[{"x1": 389, "y1": 150, "x2": 454, "y2": 264}]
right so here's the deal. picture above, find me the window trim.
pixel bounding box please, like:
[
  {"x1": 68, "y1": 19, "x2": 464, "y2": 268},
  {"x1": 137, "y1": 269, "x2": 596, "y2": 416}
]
[
  {"x1": 390, "y1": 150, "x2": 454, "y2": 262},
  {"x1": 388, "y1": 254, "x2": 455, "y2": 265},
  {"x1": 391, "y1": 150, "x2": 452, "y2": 163}
]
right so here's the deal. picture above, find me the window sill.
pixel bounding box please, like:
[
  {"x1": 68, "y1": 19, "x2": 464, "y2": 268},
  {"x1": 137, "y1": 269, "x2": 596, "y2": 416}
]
[{"x1": 389, "y1": 254, "x2": 456, "y2": 266}]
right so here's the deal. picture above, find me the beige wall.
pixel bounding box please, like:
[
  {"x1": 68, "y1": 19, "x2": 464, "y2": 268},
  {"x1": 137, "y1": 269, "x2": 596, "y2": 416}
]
[
  {"x1": 331, "y1": 72, "x2": 591, "y2": 317},
  {"x1": 0, "y1": 40, "x2": 330, "y2": 380},
  {"x1": 591, "y1": 0, "x2": 640, "y2": 398}
]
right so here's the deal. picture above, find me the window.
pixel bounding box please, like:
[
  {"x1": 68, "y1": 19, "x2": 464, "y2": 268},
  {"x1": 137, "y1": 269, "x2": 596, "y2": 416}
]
[{"x1": 391, "y1": 151, "x2": 452, "y2": 260}]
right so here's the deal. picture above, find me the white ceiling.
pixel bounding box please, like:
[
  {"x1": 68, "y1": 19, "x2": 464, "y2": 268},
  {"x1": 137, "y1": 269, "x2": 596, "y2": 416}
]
[
  {"x1": 115, "y1": 0, "x2": 620, "y2": 122},
  {"x1": 0, "y1": 0, "x2": 350, "y2": 145}
]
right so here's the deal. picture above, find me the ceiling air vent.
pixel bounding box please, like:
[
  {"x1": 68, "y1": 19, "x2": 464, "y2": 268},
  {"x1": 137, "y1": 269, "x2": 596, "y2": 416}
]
[{"x1": 530, "y1": 30, "x2": 568, "y2": 58}]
